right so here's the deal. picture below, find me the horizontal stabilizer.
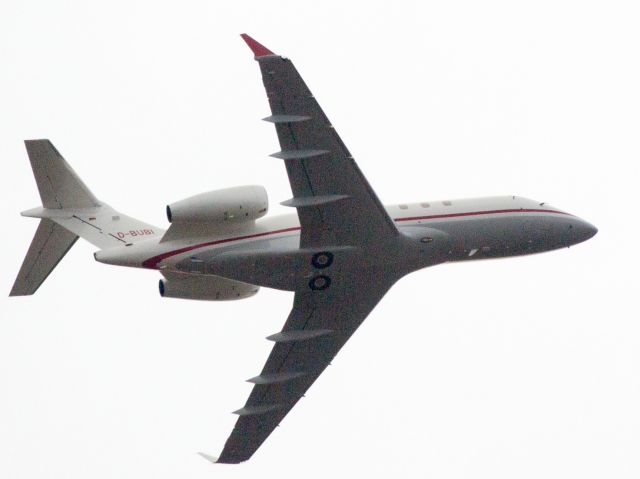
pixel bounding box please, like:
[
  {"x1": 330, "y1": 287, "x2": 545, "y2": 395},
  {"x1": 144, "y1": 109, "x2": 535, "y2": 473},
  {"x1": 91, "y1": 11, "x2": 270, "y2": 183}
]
[
  {"x1": 17, "y1": 140, "x2": 163, "y2": 250},
  {"x1": 10, "y1": 219, "x2": 78, "y2": 296},
  {"x1": 25, "y1": 139, "x2": 99, "y2": 209}
]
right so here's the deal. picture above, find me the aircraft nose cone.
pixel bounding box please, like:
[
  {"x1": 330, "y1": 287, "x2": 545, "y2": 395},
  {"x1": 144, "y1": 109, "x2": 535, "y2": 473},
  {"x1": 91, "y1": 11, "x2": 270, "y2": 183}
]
[{"x1": 574, "y1": 219, "x2": 598, "y2": 244}]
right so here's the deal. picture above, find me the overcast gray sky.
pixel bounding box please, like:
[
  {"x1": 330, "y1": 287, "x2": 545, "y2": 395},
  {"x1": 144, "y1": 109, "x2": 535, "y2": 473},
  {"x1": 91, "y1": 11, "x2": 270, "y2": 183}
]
[{"x1": 1, "y1": 1, "x2": 639, "y2": 478}]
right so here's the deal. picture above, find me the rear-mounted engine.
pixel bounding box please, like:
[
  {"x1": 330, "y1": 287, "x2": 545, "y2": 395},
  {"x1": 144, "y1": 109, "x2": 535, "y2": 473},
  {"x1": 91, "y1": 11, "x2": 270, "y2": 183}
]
[
  {"x1": 166, "y1": 185, "x2": 268, "y2": 224},
  {"x1": 159, "y1": 273, "x2": 259, "y2": 301}
]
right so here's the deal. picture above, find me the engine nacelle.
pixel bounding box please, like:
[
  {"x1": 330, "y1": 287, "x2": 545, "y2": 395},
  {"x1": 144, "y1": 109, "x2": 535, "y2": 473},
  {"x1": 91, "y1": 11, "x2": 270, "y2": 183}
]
[
  {"x1": 166, "y1": 185, "x2": 268, "y2": 224},
  {"x1": 159, "y1": 274, "x2": 259, "y2": 301}
]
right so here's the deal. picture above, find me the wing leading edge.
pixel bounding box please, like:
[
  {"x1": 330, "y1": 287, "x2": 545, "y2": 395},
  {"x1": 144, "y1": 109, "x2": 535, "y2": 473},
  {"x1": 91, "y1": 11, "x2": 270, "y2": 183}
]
[
  {"x1": 216, "y1": 272, "x2": 397, "y2": 463},
  {"x1": 209, "y1": 34, "x2": 401, "y2": 464},
  {"x1": 241, "y1": 33, "x2": 398, "y2": 248}
]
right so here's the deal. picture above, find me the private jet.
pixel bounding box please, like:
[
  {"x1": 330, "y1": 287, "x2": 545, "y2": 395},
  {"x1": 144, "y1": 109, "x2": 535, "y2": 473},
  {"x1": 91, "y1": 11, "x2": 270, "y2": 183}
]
[{"x1": 11, "y1": 34, "x2": 597, "y2": 464}]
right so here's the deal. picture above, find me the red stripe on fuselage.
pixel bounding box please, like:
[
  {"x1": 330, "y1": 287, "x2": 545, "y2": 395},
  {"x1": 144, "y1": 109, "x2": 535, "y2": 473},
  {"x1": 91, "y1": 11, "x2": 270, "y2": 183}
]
[
  {"x1": 142, "y1": 208, "x2": 569, "y2": 269},
  {"x1": 141, "y1": 226, "x2": 301, "y2": 269},
  {"x1": 394, "y1": 208, "x2": 570, "y2": 223}
]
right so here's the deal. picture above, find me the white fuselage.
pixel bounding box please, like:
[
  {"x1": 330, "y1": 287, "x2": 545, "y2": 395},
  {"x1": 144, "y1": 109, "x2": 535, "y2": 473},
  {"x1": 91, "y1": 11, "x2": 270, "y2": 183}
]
[{"x1": 95, "y1": 195, "x2": 597, "y2": 287}]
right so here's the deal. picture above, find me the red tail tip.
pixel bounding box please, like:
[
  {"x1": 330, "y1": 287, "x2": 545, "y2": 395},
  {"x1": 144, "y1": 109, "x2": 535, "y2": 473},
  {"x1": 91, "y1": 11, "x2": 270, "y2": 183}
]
[{"x1": 240, "y1": 33, "x2": 275, "y2": 57}]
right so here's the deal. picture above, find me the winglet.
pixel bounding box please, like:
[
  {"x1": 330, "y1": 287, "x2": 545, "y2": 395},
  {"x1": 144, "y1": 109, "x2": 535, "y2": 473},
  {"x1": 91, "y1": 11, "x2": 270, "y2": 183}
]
[
  {"x1": 240, "y1": 33, "x2": 275, "y2": 57},
  {"x1": 197, "y1": 452, "x2": 220, "y2": 465}
]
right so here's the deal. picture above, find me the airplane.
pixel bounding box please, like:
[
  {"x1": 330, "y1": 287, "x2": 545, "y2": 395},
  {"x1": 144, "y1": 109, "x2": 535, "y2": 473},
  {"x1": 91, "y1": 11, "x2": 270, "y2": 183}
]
[{"x1": 10, "y1": 34, "x2": 597, "y2": 464}]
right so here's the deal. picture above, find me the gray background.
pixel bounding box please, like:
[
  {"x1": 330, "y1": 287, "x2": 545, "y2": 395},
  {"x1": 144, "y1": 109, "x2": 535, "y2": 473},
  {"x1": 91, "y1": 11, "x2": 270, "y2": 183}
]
[{"x1": 1, "y1": 1, "x2": 638, "y2": 477}]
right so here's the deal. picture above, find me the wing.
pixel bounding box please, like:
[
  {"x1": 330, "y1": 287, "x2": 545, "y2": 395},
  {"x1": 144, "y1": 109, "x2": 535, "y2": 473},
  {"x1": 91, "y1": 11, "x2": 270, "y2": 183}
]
[
  {"x1": 207, "y1": 34, "x2": 402, "y2": 465},
  {"x1": 215, "y1": 271, "x2": 397, "y2": 463},
  {"x1": 241, "y1": 33, "x2": 398, "y2": 248}
]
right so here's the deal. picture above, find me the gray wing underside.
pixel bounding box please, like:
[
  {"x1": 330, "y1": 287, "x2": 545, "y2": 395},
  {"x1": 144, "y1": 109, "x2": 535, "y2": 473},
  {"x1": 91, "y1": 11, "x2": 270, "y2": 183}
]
[
  {"x1": 214, "y1": 38, "x2": 402, "y2": 464},
  {"x1": 10, "y1": 219, "x2": 78, "y2": 296},
  {"x1": 258, "y1": 54, "x2": 398, "y2": 247},
  {"x1": 217, "y1": 274, "x2": 396, "y2": 464}
]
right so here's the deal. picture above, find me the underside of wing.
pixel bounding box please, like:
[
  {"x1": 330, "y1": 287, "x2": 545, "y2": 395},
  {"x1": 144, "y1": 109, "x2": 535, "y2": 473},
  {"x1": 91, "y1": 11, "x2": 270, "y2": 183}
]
[
  {"x1": 208, "y1": 34, "x2": 405, "y2": 465},
  {"x1": 216, "y1": 272, "x2": 397, "y2": 463},
  {"x1": 243, "y1": 34, "x2": 398, "y2": 248}
]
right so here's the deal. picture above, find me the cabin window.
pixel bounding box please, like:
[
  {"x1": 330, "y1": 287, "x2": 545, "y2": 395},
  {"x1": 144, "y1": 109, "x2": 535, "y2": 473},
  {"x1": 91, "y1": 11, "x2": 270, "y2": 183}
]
[
  {"x1": 442, "y1": 201, "x2": 452, "y2": 206},
  {"x1": 399, "y1": 204, "x2": 408, "y2": 210},
  {"x1": 420, "y1": 202, "x2": 430, "y2": 208}
]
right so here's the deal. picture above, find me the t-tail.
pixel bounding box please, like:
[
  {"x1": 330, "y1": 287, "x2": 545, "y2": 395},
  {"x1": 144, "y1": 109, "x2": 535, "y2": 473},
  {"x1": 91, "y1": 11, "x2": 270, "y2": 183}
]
[{"x1": 10, "y1": 140, "x2": 163, "y2": 296}]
